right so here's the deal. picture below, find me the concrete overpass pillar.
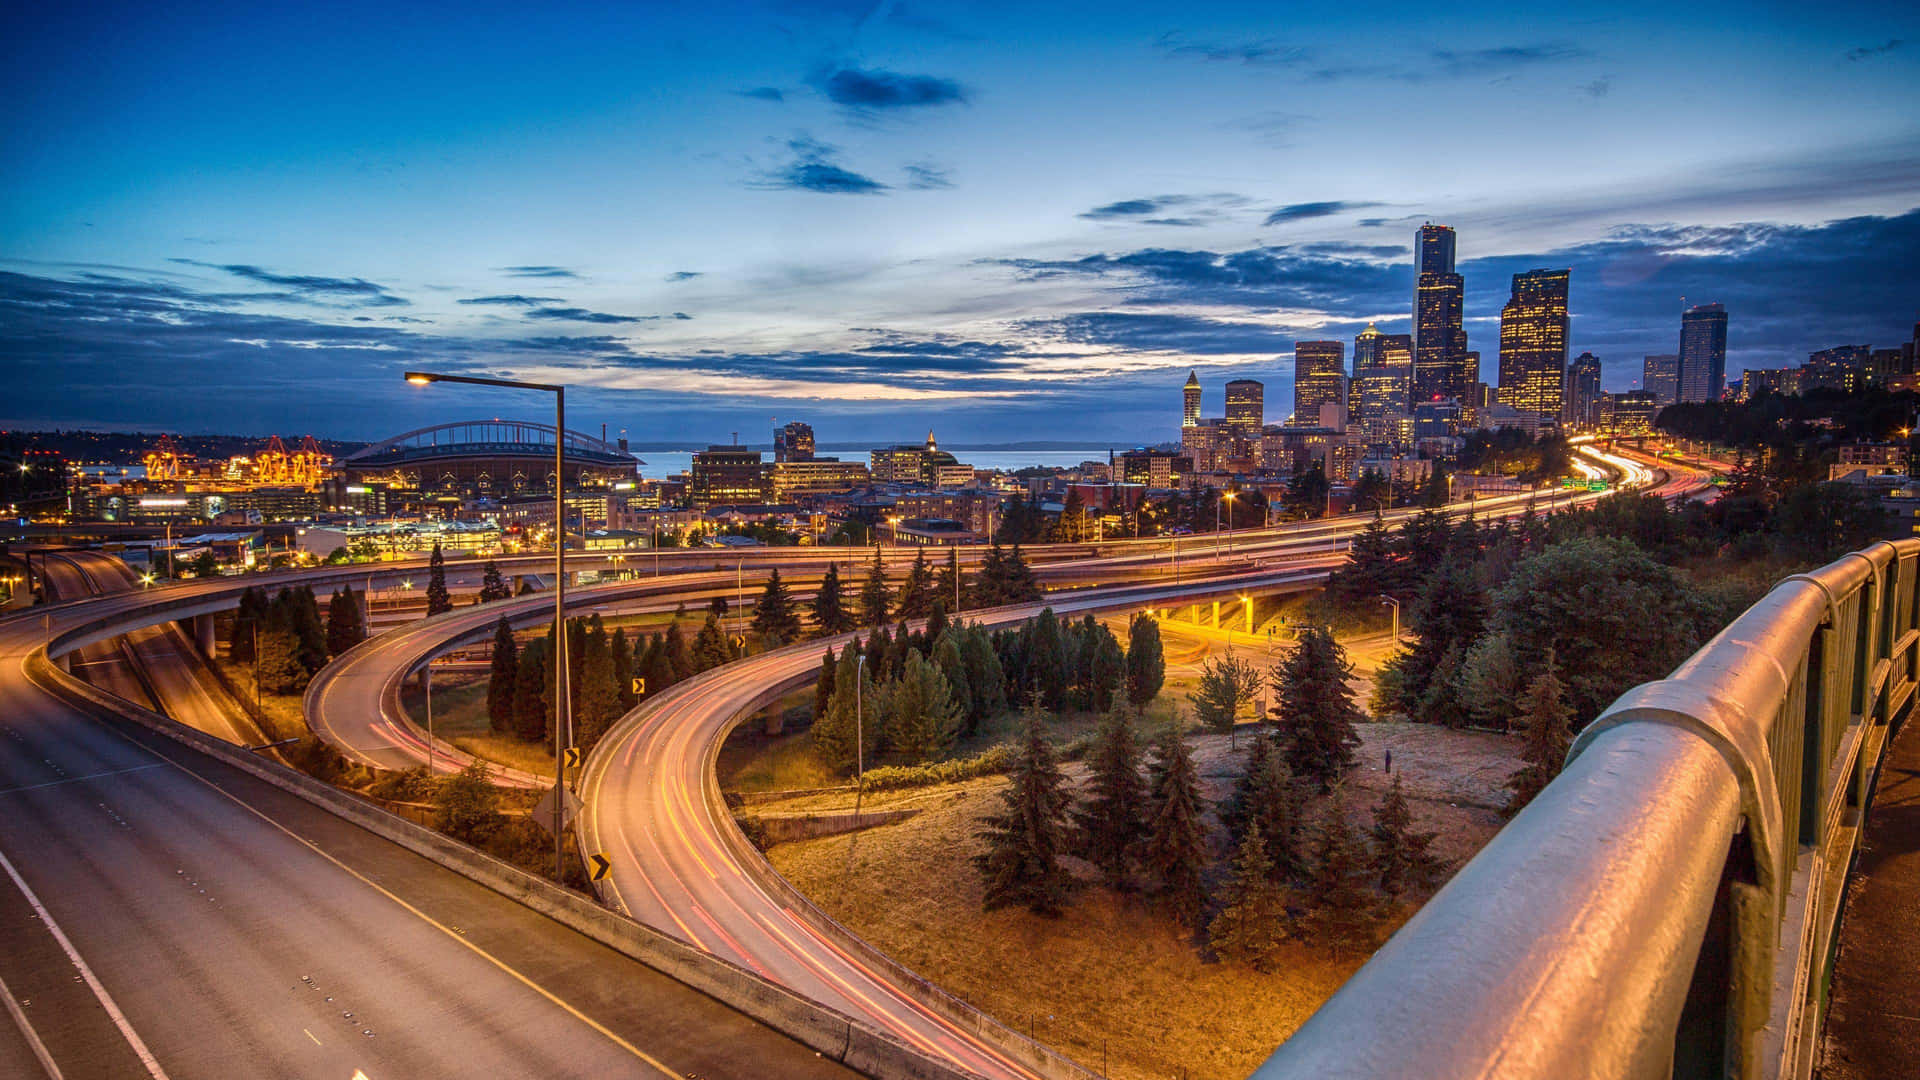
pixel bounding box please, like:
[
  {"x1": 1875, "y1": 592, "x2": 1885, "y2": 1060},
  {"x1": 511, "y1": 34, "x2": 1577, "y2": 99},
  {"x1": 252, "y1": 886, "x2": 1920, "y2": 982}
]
[
  {"x1": 192, "y1": 613, "x2": 216, "y2": 657},
  {"x1": 57, "y1": 652, "x2": 72, "y2": 674},
  {"x1": 764, "y1": 709, "x2": 784, "y2": 736}
]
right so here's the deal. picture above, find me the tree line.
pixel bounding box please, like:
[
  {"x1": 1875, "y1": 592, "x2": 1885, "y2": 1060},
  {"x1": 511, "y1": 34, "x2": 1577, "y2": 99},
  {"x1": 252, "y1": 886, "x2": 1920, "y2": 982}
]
[{"x1": 231, "y1": 583, "x2": 367, "y2": 693}]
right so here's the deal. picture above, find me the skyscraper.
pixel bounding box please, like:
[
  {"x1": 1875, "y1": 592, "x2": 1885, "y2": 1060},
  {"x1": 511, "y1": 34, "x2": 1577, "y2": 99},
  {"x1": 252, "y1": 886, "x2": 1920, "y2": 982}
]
[
  {"x1": 1496, "y1": 268, "x2": 1571, "y2": 419},
  {"x1": 773, "y1": 420, "x2": 815, "y2": 462},
  {"x1": 1413, "y1": 224, "x2": 1470, "y2": 403},
  {"x1": 1225, "y1": 379, "x2": 1264, "y2": 436},
  {"x1": 1643, "y1": 354, "x2": 1680, "y2": 407},
  {"x1": 1565, "y1": 352, "x2": 1602, "y2": 429},
  {"x1": 1678, "y1": 303, "x2": 1729, "y2": 403},
  {"x1": 1292, "y1": 341, "x2": 1346, "y2": 425},
  {"x1": 1350, "y1": 324, "x2": 1413, "y2": 434},
  {"x1": 1183, "y1": 370, "x2": 1202, "y2": 429}
]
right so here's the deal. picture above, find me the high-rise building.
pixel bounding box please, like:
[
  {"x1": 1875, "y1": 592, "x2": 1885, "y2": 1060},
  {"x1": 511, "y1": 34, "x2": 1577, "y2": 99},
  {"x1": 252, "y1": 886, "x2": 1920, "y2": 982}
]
[
  {"x1": 1225, "y1": 379, "x2": 1264, "y2": 437},
  {"x1": 1565, "y1": 352, "x2": 1603, "y2": 429},
  {"x1": 1292, "y1": 341, "x2": 1346, "y2": 425},
  {"x1": 1496, "y1": 268, "x2": 1571, "y2": 420},
  {"x1": 1643, "y1": 354, "x2": 1680, "y2": 407},
  {"x1": 773, "y1": 420, "x2": 815, "y2": 462},
  {"x1": 1182, "y1": 370, "x2": 1202, "y2": 429},
  {"x1": 689, "y1": 446, "x2": 767, "y2": 508},
  {"x1": 1348, "y1": 323, "x2": 1411, "y2": 422},
  {"x1": 1413, "y1": 224, "x2": 1470, "y2": 403},
  {"x1": 1678, "y1": 303, "x2": 1728, "y2": 403}
]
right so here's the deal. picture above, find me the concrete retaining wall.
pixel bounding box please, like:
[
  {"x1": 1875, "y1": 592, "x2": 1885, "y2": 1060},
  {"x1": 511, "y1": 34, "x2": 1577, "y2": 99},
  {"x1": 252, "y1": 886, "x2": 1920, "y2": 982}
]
[{"x1": 749, "y1": 808, "x2": 920, "y2": 846}]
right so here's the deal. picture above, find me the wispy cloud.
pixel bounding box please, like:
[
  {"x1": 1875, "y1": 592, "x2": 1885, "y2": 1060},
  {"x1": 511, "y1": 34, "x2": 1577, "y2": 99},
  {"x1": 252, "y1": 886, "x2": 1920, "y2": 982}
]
[
  {"x1": 737, "y1": 86, "x2": 786, "y2": 101},
  {"x1": 1262, "y1": 200, "x2": 1383, "y2": 226},
  {"x1": 524, "y1": 306, "x2": 653, "y2": 324},
  {"x1": 904, "y1": 162, "x2": 954, "y2": 190},
  {"x1": 457, "y1": 294, "x2": 563, "y2": 306},
  {"x1": 1080, "y1": 193, "x2": 1252, "y2": 226},
  {"x1": 811, "y1": 66, "x2": 968, "y2": 110},
  {"x1": 1846, "y1": 40, "x2": 1903, "y2": 61},
  {"x1": 665, "y1": 271, "x2": 703, "y2": 282},
  {"x1": 1153, "y1": 32, "x2": 1310, "y2": 67},
  {"x1": 1429, "y1": 43, "x2": 1589, "y2": 78},
  {"x1": 169, "y1": 259, "x2": 410, "y2": 307},
  {"x1": 500, "y1": 265, "x2": 581, "y2": 279},
  {"x1": 1578, "y1": 76, "x2": 1612, "y2": 99},
  {"x1": 750, "y1": 135, "x2": 888, "y2": 194}
]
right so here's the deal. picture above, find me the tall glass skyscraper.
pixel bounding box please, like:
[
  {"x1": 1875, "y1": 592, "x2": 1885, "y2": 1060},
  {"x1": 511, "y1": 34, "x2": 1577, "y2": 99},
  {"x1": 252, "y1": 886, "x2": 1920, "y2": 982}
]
[
  {"x1": 1292, "y1": 341, "x2": 1346, "y2": 425},
  {"x1": 1225, "y1": 379, "x2": 1264, "y2": 436},
  {"x1": 1413, "y1": 224, "x2": 1470, "y2": 403},
  {"x1": 1678, "y1": 303, "x2": 1729, "y2": 403},
  {"x1": 1496, "y1": 268, "x2": 1571, "y2": 419},
  {"x1": 1642, "y1": 354, "x2": 1680, "y2": 406},
  {"x1": 1565, "y1": 352, "x2": 1602, "y2": 428},
  {"x1": 1349, "y1": 323, "x2": 1412, "y2": 421}
]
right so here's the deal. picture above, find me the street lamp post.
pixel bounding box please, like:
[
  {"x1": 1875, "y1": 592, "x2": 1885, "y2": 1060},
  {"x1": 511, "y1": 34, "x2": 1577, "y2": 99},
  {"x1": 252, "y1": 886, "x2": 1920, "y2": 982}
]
[
  {"x1": 407, "y1": 370, "x2": 571, "y2": 882},
  {"x1": 855, "y1": 654, "x2": 867, "y2": 783},
  {"x1": 1219, "y1": 490, "x2": 1238, "y2": 558},
  {"x1": 1378, "y1": 594, "x2": 1401, "y2": 645}
]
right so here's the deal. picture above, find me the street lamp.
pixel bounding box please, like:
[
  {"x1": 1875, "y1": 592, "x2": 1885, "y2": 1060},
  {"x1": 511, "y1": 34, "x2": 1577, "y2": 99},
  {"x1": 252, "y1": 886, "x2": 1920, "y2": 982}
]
[
  {"x1": 407, "y1": 369, "x2": 572, "y2": 883},
  {"x1": 1377, "y1": 595, "x2": 1401, "y2": 645},
  {"x1": 1219, "y1": 490, "x2": 1238, "y2": 558}
]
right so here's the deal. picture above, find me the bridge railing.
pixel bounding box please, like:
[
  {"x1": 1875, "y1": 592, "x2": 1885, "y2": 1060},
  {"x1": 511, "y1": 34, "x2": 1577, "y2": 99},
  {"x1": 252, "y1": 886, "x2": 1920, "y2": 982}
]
[{"x1": 1253, "y1": 538, "x2": 1917, "y2": 1080}]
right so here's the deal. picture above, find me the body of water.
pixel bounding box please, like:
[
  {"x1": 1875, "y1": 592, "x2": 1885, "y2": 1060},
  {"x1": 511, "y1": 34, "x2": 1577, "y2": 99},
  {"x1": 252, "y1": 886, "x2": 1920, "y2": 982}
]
[{"x1": 631, "y1": 448, "x2": 1124, "y2": 481}]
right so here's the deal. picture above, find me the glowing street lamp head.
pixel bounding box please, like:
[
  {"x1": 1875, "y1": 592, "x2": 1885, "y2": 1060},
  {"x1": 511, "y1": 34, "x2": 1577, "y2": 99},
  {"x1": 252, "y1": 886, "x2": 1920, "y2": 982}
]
[{"x1": 405, "y1": 372, "x2": 436, "y2": 386}]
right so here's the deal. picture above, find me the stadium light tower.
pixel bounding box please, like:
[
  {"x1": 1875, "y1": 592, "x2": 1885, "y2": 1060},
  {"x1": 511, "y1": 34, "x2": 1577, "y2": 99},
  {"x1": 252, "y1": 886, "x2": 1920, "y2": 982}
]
[{"x1": 405, "y1": 370, "x2": 571, "y2": 882}]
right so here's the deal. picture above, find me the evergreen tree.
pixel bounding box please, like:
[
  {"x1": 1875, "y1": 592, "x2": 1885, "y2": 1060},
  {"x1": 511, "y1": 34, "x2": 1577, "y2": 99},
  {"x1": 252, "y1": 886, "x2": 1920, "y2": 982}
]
[
  {"x1": 1125, "y1": 613, "x2": 1166, "y2": 707},
  {"x1": 859, "y1": 548, "x2": 893, "y2": 626},
  {"x1": 1370, "y1": 774, "x2": 1441, "y2": 896},
  {"x1": 1300, "y1": 793, "x2": 1377, "y2": 952},
  {"x1": 512, "y1": 637, "x2": 551, "y2": 743},
  {"x1": 1143, "y1": 727, "x2": 1207, "y2": 927},
  {"x1": 325, "y1": 586, "x2": 366, "y2": 657},
  {"x1": 896, "y1": 549, "x2": 934, "y2": 619},
  {"x1": 971, "y1": 542, "x2": 1010, "y2": 607},
  {"x1": 1220, "y1": 728, "x2": 1273, "y2": 850},
  {"x1": 1081, "y1": 618, "x2": 1125, "y2": 714},
  {"x1": 888, "y1": 617, "x2": 915, "y2": 678},
  {"x1": 663, "y1": 621, "x2": 695, "y2": 682},
  {"x1": 611, "y1": 628, "x2": 636, "y2": 710},
  {"x1": 1002, "y1": 544, "x2": 1043, "y2": 603},
  {"x1": 643, "y1": 634, "x2": 676, "y2": 698},
  {"x1": 1209, "y1": 828, "x2": 1289, "y2": 971},
  {"x1": 575, "y1": 628, "x2": 622, "y2": 750},
  {"x1": 279, "y1": 587, "x2": 328, "y2": 674},
  {"x1": 254, "y1": 627, "x2": 309, "y2": 693},
  {"x1": 433, "y1": 761, "x2": 499, "y2": 844},
  {"x1": 924, "y1": 600, "x2": 950, "y2": 645},
  {"x1": 811, "y1": 562, "x2": 855, "y2": 635},
  {"x1": 1270, "y1": 626, "x2": 1363, "y2": 792},
  {"x1": 1505, "y1": 651, "x2": 1575, "y2": 814},
  {"x1": 931, "y1": 632, "x2": 971, "y2": 724},
  {"x1": 693, "y1": 612, "x2": 734, "y2": 672},
  {"x1": 886, "y1": 651, "x2": 963, "y2": 763},
  {"x1": 1332, "y1": 511, "x2": 1403, "y2": 603},
  {"x1": 1457, "y1": 632, "x2": 1524, "y2": 731},
  {"x1": 812, "y1": 646, "x2": 878, "y2": 773},
  {"x1": 1026, "y1": 609, "x2": 1068, "y2": 711},
  {"x1": 750, "y1": 568, "x2": 803, "y2": 646},
  {"x1": 230, "y1": 586, "x2": 263, "y2": 663},
  {"x1": 934, "y1": 548, "x2": 964, "y2": 612},
  {"x1": 1394, "y1": 554, "x2": 1489, "y2": 725},
  {"x1": 478, "y1": 559, "x2": 511, "y2": 603},
  {"x1": 1189, "y1": 654, "x2": 1258, "y2": 735},
  {"x1": 486, "y1": 616, "x2": 518, "y2": 734},
  {"x1": 813, "y1": 646, "x2": 838, "y2": 721},
  {"x1": 959, "y1": 626, "x2": 1007, "y2": 733},
  {"x1": 426, "y1": 542, "x2": 452, "y2": 616},
  {"x1": 973, "y1": 708, "x2": 1073, "y2": 915},
  {"x1": 1074, "y1": 708, "x2": 1147, "y2": 888},
  {"x1": 1056, "y1": 487, "x2": 1088, "y2": 542}
]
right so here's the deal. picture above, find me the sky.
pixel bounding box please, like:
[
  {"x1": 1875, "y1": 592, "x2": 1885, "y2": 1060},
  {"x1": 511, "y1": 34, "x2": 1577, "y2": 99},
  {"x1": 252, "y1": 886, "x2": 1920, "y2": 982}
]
[{"x1": 3, "y1": 0, "x2": 1918, "y2": 446}]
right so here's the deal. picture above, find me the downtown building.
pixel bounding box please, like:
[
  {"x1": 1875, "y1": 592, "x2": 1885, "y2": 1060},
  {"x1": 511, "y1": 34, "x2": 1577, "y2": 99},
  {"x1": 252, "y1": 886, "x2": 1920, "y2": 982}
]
[
  {"x1": 1292, "y1": 341, "x2": 1347, "y2": 426},
  {"x1": 773, "y1": 421, "x2": 815, "y2": 462},
  {"x1": 1225, "y1": 379, "x2": 1265, "y2": 437},
  {"x1": 1349, "y1": 323, "x2": 1414, "y2": 449},
  {"x1": 1678, "y1": 302, "x2": 1729, "y2": 403},
  {"x1": 1183, "y1": 370, "x2": 1203, "y2": 428},
  {"x1": 1496, "y1": 268, "x2": 1571, "y2": 423},
  {"x1": 1413, "y1": 224, "x2": 1472, "y2": 404},
  {"x1": 1565, "y1": 352, "x2": 1603, "y2": 429},
  {"x1": 1643, "y1": 354, "x2": 1680, "y2": 407}
]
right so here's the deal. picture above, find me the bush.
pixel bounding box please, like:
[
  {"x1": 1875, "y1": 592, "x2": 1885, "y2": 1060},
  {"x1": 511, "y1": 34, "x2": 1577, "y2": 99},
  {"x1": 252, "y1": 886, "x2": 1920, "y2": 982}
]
[
  {"x1": 857, "y1": 744, "x2": 1017, "y2": 791},
  {"x1": 368, "y1": 765, "x2": 435, "y2": 803}
]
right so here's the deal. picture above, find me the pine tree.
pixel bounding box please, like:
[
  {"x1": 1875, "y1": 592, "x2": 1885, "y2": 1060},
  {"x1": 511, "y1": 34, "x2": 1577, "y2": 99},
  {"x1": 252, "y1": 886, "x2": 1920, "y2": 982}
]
[
  {"x1": 1505, "y1": 651, "x2": 1574, "y2": 814},
  {"x1": 935, "y1": 548, "x2": 964, "y2": 612},
  {"x1": 426, "y1": 542, "x2": 452, "y2": 616},
  {"x1": 1003, "y1": 544, "x2": 1043, "y2": 603},
  {"x1": 486, "y1": 616, "x2": 518, "y2": 734},
  {"x1": 750, "y1": 568, "x2": 802, "y2": 646},
  {"x1": 812, "y1": 646, "x2": 877, "y2": 773},
  {"x1": 973, "y1": 708, "x2": 1073, "y2": 915},
  {"x1": 1249, "y1": 750, "x2": 1307, "y2": 882},
  {"x1": 1125, "y1": 613, "x2": 1166, "y2": 707},
  {"x1": 811, "y1": 562, "x2": 854, "y2": 635},
  {"x1": 813, "y1": 646, "x2": 838, "y2": 721},
  {"x1": 230, "y1": 586, "x2": 263, "y2": 663},
  {"x1": 931, "y1": 631, "x2": 971, "y2": 724},
  {"x1": 971, "y1": 541, "x2": 1009, "y2": 607},
  {"x1": 896, "y1": 549, "x2": 934, "y2": 619},
  {"x1": 325, "y1": 586, "x2": 366, "y2": 657},
  {"x1": 1209, "y1": 828, "x2": 1289, "y2": 970},
  {"x1": 254, "y1": 626, "x2": 309, "y2": 694},
  {"x1": 924, "y1": 600, "x2": 950, "y2": 645},
  {"x1": 576, "y1": 628, "x2": 622, "y2": 751},
  {"x1": 279, "y1": 587, "x2": 328, "y2": 674},
  {"x1": 1333, "y1": 510, "x2": 1403, "y2": 603},
  {"x1": 959, "y1": 626, "x2": 1007, "y2": 733},
  {"x1": 644, "y1": 634, "x2": 676, "y2": 698},
  {"x1": 1143, "y1": 727, "x2": 1207, "y2": 927},
  {"x1": 512, "y1": 637, "x2": 551, "y2": 743},
  {"x1": 693, "y1": 612, "x2": 734, "y2": 672},
  {"x1": 1026, "y1": 609, "x2": 1067, "y2": 711},
  {"x1": 1074, "y1": 708, "x2": 1147, "y2": 888},
  {"x1": 1396, "y1": 553, "x2": 1489, "y2": 726},
  {"x1": 1270, "y1": 626, "x2": 1363, "y2": 792},
  {"x1": 1056, "y1": 487, "x2": 1088, "y2": 542},
  {"x1": 1370, "y1": 774, "x2": 1441, "y2": 896},
  {"x1": 611, "y1": 628, "x2": 636, "y2": 710},
  {"x1": 1300, "y1": 792, "x2": 1376, "y2": 953},
  {"x1": 859, "y1": 548, "x2": 893, "y2": 626},
  {"x1": 1082, "y1": 619, "x2": 1125, "y2": 714},
  {"x1": 663, "y1": 621, "x2": 694, "y2": 681},
  {"x1": 1189, "y1": 654, "x2": 1258, "y2": 735},
  {"x1": 886, "y1": 651, "x2": 962, "y2": 763},
  {"x1": 478, "y1": 559, "x2": 510, "y2": 603}
]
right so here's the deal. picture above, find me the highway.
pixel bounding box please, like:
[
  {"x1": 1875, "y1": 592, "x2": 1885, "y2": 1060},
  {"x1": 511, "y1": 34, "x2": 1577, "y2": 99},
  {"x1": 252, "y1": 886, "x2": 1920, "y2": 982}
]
[{"x1": 0, "y1": 559, "x2": 859, "y2": 1080}]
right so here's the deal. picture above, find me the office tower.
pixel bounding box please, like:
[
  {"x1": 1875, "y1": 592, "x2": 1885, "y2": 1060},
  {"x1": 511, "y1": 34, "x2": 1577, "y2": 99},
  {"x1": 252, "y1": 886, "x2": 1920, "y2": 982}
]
[
  {"x1": 1349, "y1": 324, "x2": 1412, "y2": 422},
  {"x1": 1183, "y1": 370, "x2": 1202, "y2": 428},
  {"x1": 1643, "y1": 354, "x2": 1680, "y2": 407},
  {"x1": 1565, "y1": 352, "x2": 1602, "y2": 429},
  {"x1": 1293, "y1": 341, "x2": 1346, "y2": 425},
  {"x1": 1678, "y1": 303, "x2": 1729, "y2": 403},
  {"x1": 773, "y1": 420, "x2": 815, "y2": 463},
  {"x1": 1496, "y1": 268, "x2": 1572, "y2": 419},
  {"x1": 1225, "y1": 379, "x2": 1264, "y2": 436},
  {"x1": 1413, "y1": 224, "x2": 1469, "y2": 403}
]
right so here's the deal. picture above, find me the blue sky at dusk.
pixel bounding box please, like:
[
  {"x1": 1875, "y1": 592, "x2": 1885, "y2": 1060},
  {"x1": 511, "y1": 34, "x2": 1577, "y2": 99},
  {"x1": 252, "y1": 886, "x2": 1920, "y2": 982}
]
[{"x1": 3, "y1": 1, "x2": 1917, "y2": 445}]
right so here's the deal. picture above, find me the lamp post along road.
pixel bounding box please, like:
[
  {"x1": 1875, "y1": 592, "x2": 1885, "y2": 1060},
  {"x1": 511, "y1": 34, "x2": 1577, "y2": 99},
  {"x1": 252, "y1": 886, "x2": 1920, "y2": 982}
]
[{"x1": 407, "y1": 370, "x2": 570, "y2": 882}]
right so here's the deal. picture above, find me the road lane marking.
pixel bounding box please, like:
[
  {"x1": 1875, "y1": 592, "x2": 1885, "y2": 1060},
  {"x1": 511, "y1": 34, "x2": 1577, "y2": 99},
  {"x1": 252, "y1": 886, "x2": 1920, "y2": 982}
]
[
  {"x1": 0, "y1": 846, "x2": 170, "y2": 1080},
  {"x1": 98, "y1": 729, "x2": 680, "y2": 1078},
  {"x1": 0, "y1": 969, "x2": 64, "y2": 1080},
  {"x1": 0, "y1": 763, "x2": 165, "y2": 796},
  {"x1": 304, "y1": 1028, "x2": 321, "y2": 1046}
]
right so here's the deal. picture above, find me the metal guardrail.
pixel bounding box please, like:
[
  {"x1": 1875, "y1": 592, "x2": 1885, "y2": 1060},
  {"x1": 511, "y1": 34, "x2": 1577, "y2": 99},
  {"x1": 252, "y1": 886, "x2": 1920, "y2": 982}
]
[{"x1": 1252, "y1": 538, "x2": 1917, "y2": 1080}]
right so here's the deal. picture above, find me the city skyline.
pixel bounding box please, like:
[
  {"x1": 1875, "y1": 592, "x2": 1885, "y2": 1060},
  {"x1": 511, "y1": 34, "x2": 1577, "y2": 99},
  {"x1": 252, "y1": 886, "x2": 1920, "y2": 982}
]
[{"x1": 4, "y1": 2, "x2": 1919, "y2": 443}]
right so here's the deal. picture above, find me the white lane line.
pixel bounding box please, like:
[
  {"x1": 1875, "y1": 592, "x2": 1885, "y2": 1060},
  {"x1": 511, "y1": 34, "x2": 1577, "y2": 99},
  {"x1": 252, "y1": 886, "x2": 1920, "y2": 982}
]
[
  {"x1": 0, "y1": 763, "x2": 166, "y2": 797},
  {"x1": 0, "y1": 969, "x2": 64, "y2": 1080},
  {"x1": 0, "y1": 847, "x2": 170, "y2": 1080}
]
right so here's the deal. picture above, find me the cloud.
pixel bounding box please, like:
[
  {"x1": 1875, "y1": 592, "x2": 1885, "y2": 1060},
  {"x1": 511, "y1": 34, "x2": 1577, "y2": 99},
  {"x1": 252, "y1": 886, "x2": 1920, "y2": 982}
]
[
  {"x1": 169, "y1": 259, "x2": 410, "y2": 307},
  {"x1": 1846, "y1": 40, "x2": 1903, "y2": 61},
  {"x1": 1262, "y1": 200, "x2": 1383, "y2": 226},
  {"x1": 673, "y1": 312, "x2": 693, "y2": 320},
  {"x1": 1579, "y1": 76, "x2": 1612, "y2": 98},
  {"x1": 1223, "y1": 111, "x2": 1311, "y2": 148},
  {"x1": 811, "y1": 66, "x2": 967, "y2": 109},
  {"x1": 500, "y1": 265, "x2": 581, "y2": 279},
  {"x1": 457, "y1": 294, "x2": 563, "y2": 306},
  {"x1": 524, "y1": 306, "x2": 653, "y2": 324},
  {"x1": 737, "y1": 86, "x2": 786, "y2": 101},
  {"x1": 1429, "y1": 43, "x2": 1589, "y2": 78},
  {"x1": 904, "y1": 163, "x2": 954, "y2": 190},
  {"x1": 750, "y1": 135, "x2": 888, "y2": 194},
  {"x1": 1153, "y1": 32, "x2": 1310, "y2": 67},
  {"x1": 665, "y1": 271, "x2": 703, "y2": 282},
  {"x1": 1080, "y1": 193, "x2": 1253, "y2": 226}
]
